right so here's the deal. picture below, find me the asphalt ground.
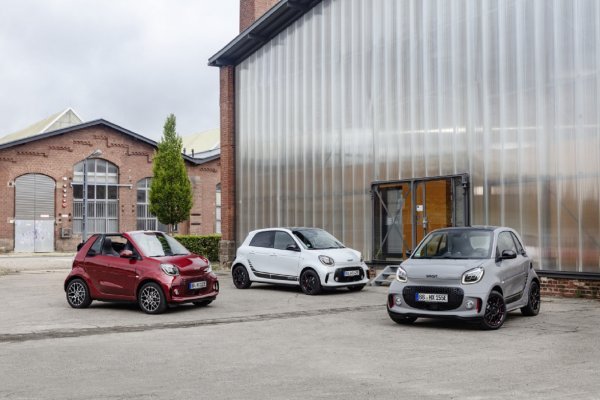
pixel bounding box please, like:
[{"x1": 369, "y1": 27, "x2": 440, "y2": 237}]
[{"x1": 0, "y1": 256, "x2": 599, "y2": 399}]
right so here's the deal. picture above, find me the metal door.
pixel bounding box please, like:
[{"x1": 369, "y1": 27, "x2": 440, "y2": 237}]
[{"x1": 14, "y1": 174, "x2": 55, "y2": 252}]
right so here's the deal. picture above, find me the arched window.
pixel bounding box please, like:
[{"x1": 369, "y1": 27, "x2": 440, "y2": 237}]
[
  {"x1": 72, "y1": 159, "x2": 119, "y2": 234},
  {"x1": 136, "y1": 178, "x2": 167, "y2": 231},
  {"x1": 215, "y1": 183, "x2": 222, "y2": 234}
]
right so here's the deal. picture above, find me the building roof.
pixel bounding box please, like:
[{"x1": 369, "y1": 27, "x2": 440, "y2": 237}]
[
  {"x1": 0, "y1": 119, "x2": 219, "y2": 165},
  {"x1": 181, "y1": 128, "x2": 220, "y2": 152},
  {"x1": 209, "y1": 0, "x2": 322, "y2": 67},
  {"x1": 0, "y1": 108, "x2": 83, "y2": 145}
]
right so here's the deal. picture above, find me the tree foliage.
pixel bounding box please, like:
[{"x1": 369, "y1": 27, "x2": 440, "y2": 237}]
[{"x1": 149, "y1": 114, "x2": 193, "y2": 229}]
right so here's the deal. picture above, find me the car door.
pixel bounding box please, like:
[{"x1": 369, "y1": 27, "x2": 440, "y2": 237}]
[
  {"x1": 495, "y1": 231, "x2": 523, "y2": 300},
  {"x1": 510, "y1": 232, "x2": 530, "y2": 297},
  {"x1": 87, "y1": 235, "x2": 137, "y2": 298},
  {"x1": 269, "y1": 231, "x2": 301, "y2": 281},
  {"x1": 247, "y1": 231, "x2": 276, "y2": 278}
]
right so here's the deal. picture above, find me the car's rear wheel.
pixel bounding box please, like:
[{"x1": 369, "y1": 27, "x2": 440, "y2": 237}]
[
  {"x1": 138, "y1": 282, "x2": 167, "y2": 314},
  {"x1": 193, "y1": 299, "x2": 213, "y2": 307},
  {"x1": 389, "y1": 314, "x2": 418, "y2": 325},
  {"x1": 347, "y1": 284, "x2": 365, "y2": 292},
  {"x1": 521, "y1": 281, "x2": 541, "y2": 316},
  {"x1": 66, "y1": 278, "x2": 92, "y2": 309},
  {"x1": 300, "y1": 269, "x2": 322, "y2": 295},
  {"x1": 481, "y1": 290, "x2": 507, "y2": 330},
  {"x1": 232, "y1": 265, "x2": 252, "y2": 289}
]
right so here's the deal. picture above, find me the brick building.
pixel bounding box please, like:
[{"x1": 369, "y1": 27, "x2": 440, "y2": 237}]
[
  {"x1": 210, "y1": 0, "x2": 600, "y2": 297},
  {"x1": 0, "y1": 115, "x2": 220, "y2": 253}
]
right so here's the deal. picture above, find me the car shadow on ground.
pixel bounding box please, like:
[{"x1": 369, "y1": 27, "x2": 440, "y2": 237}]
[{"x1": 241, "y1": 283, "x2": 363, "y2": 296}]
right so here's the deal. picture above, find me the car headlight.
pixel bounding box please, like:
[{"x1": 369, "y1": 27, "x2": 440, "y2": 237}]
[
  {"x1": 462, "y1": 266, "x2": 484, "y2": 284},
  {"x1": 319, "y1": 255, "x2": 335, "y2": 266},
  {"x1": 396, "y1": 266, "x2": 408, "y2": 282},
  {"x1": 160, "y1": 263, "x2": 180, "y2": 276},
  {"x1": 206, "y1": 262, "x2": 212, "y2": 273}
]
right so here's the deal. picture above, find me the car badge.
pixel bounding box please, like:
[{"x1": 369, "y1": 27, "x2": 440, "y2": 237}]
[{"x1": 426, "y1": 274, "x2": 438, "y2": 278}]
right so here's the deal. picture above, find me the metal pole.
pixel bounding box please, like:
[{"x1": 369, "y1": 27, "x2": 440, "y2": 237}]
[{"x1": 82, "y1": 159, "x2": 88, "y2": 243}]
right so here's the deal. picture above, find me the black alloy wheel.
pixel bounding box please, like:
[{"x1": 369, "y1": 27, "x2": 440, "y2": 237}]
[
  {"x1": 66, "y1": 278, "x2": 92, "y2": 309},
  {"x1": 521, "y1": 281, "x2": 541, "y2": 316},
  {"x1": 481, "y1": 290, "x2": 507, "y2": 330},
  {"x1": 300, "y1": 269, "x2": 322, "y2": 295},
  {"x1": 232, "y1": 265, "x2": 252, "y2": 289}
]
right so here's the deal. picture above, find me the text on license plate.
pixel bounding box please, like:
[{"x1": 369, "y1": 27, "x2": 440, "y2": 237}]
[
  {"x1": 189, "y1": 281, "x2": 207, "y2": 290},
  {"x1": 416, "y1": 293, "x2": 448, "y2": 303},
  {"x1": 344, "y1": 270, "x2": 360, "y2": 277}
]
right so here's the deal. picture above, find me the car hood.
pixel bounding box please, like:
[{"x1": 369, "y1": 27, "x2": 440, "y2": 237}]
[
  {"x1": 151, "y1": 254, "x2": 210, "y2": 276},
  {"x1": 401, "y1": 258, "x2": 486, "y2": 280},
  {"x1": 312, "y1": 248, "x2": 362, "y2": 265}
]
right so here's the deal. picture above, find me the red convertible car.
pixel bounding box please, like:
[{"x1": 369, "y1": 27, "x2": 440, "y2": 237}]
[{"x1": 65, "y1": 231, "x2": 219, "y2": 314}]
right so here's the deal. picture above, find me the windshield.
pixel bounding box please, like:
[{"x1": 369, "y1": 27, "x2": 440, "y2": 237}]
[
  {"x1": 412, "y1": 229, "x2": 493, "y2": 259},
  {"x1": 292, "y1": 229, "x2": 345, "y2": 250},
  {"x1": 131, "y1": 232, "x2": 191, "y2": 257}
]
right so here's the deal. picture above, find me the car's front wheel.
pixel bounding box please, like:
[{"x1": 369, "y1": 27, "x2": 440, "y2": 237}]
[
  {"x1": 300, "y1": 269, "x2": 322, "y2": 295},
  {"x1": 521, "y1": 280, "x2": 541, "y2": 316},
  {"x1": 138, "y1": 282, "x2": 167, "y2": 314},
  {"x1": 481, "y1": 290, "x2": 507, "y2": 330},
  {"x1": 232, "y1": 265, "x2": 252, "y2": 289},
  {"x1": 66, "y1": 278, "x2": 92, "y2": 309}
]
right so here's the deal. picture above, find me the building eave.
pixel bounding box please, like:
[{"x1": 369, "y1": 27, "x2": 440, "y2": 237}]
[{"x1": 208, "y1": 0, "x2": 323, "y2": 67}]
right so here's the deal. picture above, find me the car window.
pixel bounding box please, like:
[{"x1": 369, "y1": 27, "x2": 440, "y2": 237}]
[
  {"x1": 510, "y1": 232, "x2": 525, "y2": 255},
  {"x1": 413, "y1": 229, "x2": 492, "y2": 259},
  {"x1": 496, "y1": 231, "x2": 517, "y2": 257},
  {"x1": 292, "y1": 229, "x2": 344, "y2": 250},
  {"x1": 131, "y1": 232, "x2": 190, "y2": 257},
  {"x1": 249, "y1": 231, "x2": 275, "y2": 248},
  {"x1": 274, "y1": 232, "x2": 296, "y2": 250},
  {"x1": 88, "y1": 235, "x2": 102, "y2": 255}
]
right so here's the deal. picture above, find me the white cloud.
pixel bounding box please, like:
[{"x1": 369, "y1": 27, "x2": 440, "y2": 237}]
[{"x1": 0, "y1": 0, "x2": 239, "y2": 140}]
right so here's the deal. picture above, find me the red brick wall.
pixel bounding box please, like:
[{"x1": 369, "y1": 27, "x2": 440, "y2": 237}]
[
  {"x1": 240, "y1": 0, "x2": 280, "y2": 31},
  {"x1": 220, "y1": 66, "x2": 236, "y2": 242},
  {"x1": 0, "y1": 125, "x2": 220, "y2": 252},
  {"x1": 541, "y1": 277, "x2": 600, "y2": 299}
]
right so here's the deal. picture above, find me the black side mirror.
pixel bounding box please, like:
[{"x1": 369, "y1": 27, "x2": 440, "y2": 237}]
[
  {"x1": 286, "y1": 244, "x2": 300, "y2": 252},
  {"x1": 501, "y1": 249, "x2": 517, "y2": 260},
  {"x1": 77, "y1": 242, "x2": 85, "y2": 251},
  {"x1": 405, "y1": 249, "x2": 412, "y2": 258}
]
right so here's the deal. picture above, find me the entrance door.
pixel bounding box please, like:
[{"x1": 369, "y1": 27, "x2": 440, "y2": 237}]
[
  {"x1": 372, "y1": 175, "x2": 469, "y2": 261},
  {"x1": 14, "y1": 174, "x2": 55, "y2": 252}
]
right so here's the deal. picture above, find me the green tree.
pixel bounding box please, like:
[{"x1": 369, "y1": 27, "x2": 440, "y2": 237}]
[{"x1": 149, "y1": 114, "x2": 193, "y2": 231}]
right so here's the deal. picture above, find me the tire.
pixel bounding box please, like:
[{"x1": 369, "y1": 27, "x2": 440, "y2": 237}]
[
  {"x1": 66, "y1": 278, "x2": 92, "y2": 309},
  {"x1": 521, "y1": 281, "x2": 541, "y2": 316},
  {"x1": 347, "y1": 284, "x2": 366, "y2": 292},
  {"x1": 138, "y1": 282, "x2": 167, "y2": 314},
  {"x1": 480, "y1": 290, "x2": 507, "y2": 330},
  {"x1": 300, "y1": 269, "x2": 322, "y2": 295},
  {"x1": 232, "y1": 265, "x2": 252, "y2": 289},
  {"x1": 389, "y1": 313, "x2": 418, "y2": 325},
  {"x1": 193, "y1": 299, "x2": 213, "y2": 307}
]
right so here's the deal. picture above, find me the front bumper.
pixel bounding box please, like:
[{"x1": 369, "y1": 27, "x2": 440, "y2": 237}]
[
  {"x1": 166, "y1": 273, "x2": 220, "y2": 304},
  {"x1": 323, "y1": 265, "x2": 370, "y2": 287}
]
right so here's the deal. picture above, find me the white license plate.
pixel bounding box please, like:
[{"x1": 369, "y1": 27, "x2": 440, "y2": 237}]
[
  {"x1": 344, "y1": 270, "x2": 360, "y2": 277},
  {"x1": 416, "y1": 293, "x2": 448, "y2": 303},
  {"x1": 189, "y1": 281, "x2": 207, "y2": 290}
]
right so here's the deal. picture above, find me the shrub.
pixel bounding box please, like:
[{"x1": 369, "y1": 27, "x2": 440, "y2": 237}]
[{"x1": 174, "y1": 234, "x2": 221, "y2": 262}]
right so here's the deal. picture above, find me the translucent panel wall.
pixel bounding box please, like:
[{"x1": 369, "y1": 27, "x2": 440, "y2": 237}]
[{"x1": 236, "y1": 0, "x2": 600, "y2": 273}]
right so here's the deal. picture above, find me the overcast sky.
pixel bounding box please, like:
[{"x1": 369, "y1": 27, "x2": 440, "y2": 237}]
[{"x1": 0, "y1": 0, "x2": 239, "y2": 141}]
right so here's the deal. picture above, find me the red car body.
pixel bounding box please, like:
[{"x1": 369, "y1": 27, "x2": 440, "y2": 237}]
[{"x1": 64, "y1": 231, "x2": 219, "y2": 313}]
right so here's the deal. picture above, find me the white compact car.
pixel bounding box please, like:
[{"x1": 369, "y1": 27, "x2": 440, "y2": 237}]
[{"x1": 231, "y1": 227, "x2": 370, "y2": 295}]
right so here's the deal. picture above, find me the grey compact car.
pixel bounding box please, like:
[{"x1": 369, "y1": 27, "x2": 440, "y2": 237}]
[{"x1": 387, "y1": 226, "x2": 540, "y2": 330}]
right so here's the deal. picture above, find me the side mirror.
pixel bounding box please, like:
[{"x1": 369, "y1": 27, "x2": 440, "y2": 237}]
[
  {"x1": 405, "y1": 249, "x2": 412, "y2": 258},
  {"x1": 119, "y1": 249, "x2": 135, "y2": 259},
  {"x1": 501, "y1": 249, "x2": 517, "y2": 260},
  {"x1": 77, "y1": 242, "x2": 85, "y2": 251},
  {"x1": 286, "y1": 244, "x2": 300, "y2": 252}
]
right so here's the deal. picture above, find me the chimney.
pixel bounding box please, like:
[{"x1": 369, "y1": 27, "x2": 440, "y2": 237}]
[{"x1": 240, "y1": 0, "x2": 280, "y2": 32}]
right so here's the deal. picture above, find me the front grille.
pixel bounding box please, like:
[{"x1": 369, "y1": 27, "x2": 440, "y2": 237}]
[
  {"x1": 333, "y1": 267, "x2": 364, "y2": 283},
  {"x1": 402, "y1": 286, "x2": 464, "y2": 311},
  {"x1": 179, "y1": 278, "x2": 211, "y2": 296}
]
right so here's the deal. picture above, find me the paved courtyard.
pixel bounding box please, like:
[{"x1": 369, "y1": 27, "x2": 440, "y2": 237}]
[{"x1": 0, "y1": 257, "x2": 599, "y2": 399}]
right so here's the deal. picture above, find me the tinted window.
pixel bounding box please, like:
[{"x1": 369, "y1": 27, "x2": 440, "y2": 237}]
[
  {"x1": 497, "y1": 232, "x2": 517, "y2": 256},
  {"x1": 249, "y1": 231, "x2": 275, "y2": 248},
  {"x1": 274, "y1": 232, "x2": 296, "y2": 250},
  {"x1": 88, "y1": 235, "x2": 102, "y2": 255}
]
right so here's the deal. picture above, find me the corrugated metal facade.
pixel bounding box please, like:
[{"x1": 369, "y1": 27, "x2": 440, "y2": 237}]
[{"x1": 236, "y1": 0, "x2": 600, "y2": 273}]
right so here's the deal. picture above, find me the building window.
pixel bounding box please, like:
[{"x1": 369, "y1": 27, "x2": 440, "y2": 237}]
[
  {"x1": 72, "y1": 159, "x2": 119, "y2": 234},
  {"x1": 136, "y1": 178, "x2": 168, "y2": 232},
  {"x1": 215, "y1": 183, "x2": 221, "y2": 234}
]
